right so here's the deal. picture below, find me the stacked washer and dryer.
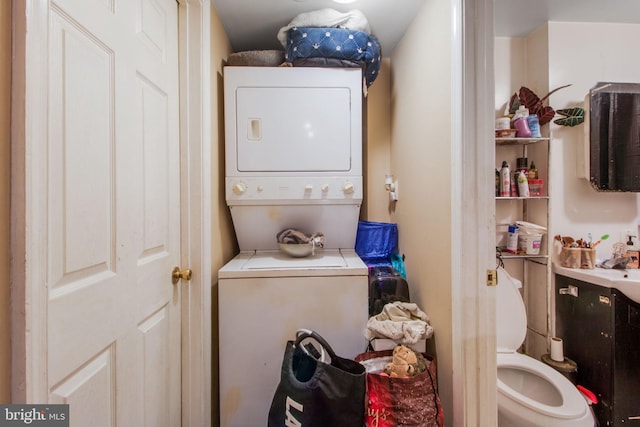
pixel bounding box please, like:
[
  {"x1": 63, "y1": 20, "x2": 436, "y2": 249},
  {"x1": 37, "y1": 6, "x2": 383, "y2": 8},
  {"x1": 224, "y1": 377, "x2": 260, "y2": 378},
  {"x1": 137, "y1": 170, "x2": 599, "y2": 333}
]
[{"x1": 218, "y1": 67, "x2": 369, "y2": 427}]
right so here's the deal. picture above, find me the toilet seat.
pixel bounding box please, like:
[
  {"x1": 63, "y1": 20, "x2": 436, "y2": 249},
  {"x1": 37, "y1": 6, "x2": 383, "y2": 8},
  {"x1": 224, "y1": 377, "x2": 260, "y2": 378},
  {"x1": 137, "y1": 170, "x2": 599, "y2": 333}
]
[{"x1": 497, "y1": 352, "x2": 588, "y2": 419}]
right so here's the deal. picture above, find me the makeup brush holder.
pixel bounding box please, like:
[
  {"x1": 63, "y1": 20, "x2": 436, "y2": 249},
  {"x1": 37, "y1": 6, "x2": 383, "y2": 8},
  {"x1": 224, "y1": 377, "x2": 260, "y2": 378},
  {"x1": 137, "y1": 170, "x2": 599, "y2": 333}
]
[{"x1": 559, "y1": 247, "x2": 595, "y2": 269}]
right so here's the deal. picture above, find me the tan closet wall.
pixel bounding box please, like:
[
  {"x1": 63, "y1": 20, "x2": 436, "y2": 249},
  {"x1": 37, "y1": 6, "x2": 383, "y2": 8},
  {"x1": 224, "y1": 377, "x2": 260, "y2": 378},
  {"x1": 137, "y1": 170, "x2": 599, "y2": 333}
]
[{"x1": 0, "y1": 0, "x2": 11, "y2": 404}]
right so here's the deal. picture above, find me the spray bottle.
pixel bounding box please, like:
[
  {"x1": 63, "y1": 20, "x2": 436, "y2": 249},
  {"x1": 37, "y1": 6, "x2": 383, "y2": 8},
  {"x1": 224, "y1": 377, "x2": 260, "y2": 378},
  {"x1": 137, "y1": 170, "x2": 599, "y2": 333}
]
[{"x1": 500, "y1": 161, "x2": 511, "y2": 197}]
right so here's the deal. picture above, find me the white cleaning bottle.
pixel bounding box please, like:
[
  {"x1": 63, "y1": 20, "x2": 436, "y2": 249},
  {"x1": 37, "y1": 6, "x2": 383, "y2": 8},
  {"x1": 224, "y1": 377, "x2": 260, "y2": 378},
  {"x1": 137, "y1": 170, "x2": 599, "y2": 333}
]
[{"x1": 517, "y1": 170, "x2": 530, "y2": 197}]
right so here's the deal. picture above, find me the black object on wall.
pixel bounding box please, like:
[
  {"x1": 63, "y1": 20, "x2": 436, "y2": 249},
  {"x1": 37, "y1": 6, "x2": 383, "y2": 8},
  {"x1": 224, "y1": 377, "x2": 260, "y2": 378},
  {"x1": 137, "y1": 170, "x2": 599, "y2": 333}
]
[{"x1": 589, "y1": 82, "x2": 640, "y2": 192}]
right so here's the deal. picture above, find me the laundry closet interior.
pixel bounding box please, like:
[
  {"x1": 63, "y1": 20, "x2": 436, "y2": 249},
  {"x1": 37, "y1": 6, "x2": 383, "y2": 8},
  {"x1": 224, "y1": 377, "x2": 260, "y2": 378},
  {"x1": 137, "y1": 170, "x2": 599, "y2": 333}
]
[
  {"x1": 209, "y1": 0, "x2": 460, "y2": 425},
  {"x1": 209, "y1": 0, "x2": 640, "y2": 425}
]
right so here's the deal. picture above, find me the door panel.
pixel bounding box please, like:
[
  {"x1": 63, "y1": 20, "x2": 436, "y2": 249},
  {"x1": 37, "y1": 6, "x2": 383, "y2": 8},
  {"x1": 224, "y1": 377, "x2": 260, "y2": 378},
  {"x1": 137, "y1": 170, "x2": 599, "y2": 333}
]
[
  {"x1": 46, "y1": 0, "x2": 181, "y2": 425},
  {"x1": 50, "y1": 349, "x2": 114, "y2": 427},
  {"x1": 48, "y1": 8, "x2": 116, "y2": 296},
  {"x1": 139, "y1": 75, "x2": 171, "y2": 259}
]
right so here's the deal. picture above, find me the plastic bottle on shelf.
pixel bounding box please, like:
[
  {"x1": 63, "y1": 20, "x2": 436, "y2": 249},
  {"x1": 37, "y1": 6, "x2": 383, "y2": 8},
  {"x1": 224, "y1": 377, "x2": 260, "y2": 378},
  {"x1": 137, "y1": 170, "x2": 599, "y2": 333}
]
[
  {"x1": 527, "y1": 161, "x2": 538, "y2": 180},
  {"x1": 500, "y1": 161, "x2": 511, "y2": 197},
  {"x1": 516, "y1": 157, "x2": 528, "y2": 176},
  {"x1": 625, "y1": 235, "x2": 639, "y2": 269},
  {"x1": 513, "y1": 106, "x2": 532, "y2": 138},
  {"x1": 527, "y1": 114, "x2": 542, "y2": 138},
  {"x1": 506, "y1": 225, "x2": 519, "y2": 253},
  {"x1": 517, "y1": 170, "x2": 530, "y2": 197}
]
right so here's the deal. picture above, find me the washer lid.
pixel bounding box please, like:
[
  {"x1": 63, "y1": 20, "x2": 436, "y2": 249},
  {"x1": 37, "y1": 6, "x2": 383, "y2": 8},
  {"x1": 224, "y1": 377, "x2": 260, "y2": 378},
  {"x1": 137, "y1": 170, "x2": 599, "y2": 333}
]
[
  {"x1": 242, "y1": 250, "x2": 347, "y2": 269},
  {"x1": 217, "y1": 249, "x2": 368, "y2": 279},
  {"x1": 496, "y1": 268, "x2": 527, "y2": 352}
]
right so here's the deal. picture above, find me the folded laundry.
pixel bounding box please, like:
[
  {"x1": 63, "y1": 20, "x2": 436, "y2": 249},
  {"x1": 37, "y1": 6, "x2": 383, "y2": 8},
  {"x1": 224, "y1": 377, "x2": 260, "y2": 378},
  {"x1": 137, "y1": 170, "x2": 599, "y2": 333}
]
[
  {"x1": 366, "y1": 301, "x2": 433, "y2": 345},
  {"x1": 277, "y1": 8, "x2": 371, "y2": 48}
]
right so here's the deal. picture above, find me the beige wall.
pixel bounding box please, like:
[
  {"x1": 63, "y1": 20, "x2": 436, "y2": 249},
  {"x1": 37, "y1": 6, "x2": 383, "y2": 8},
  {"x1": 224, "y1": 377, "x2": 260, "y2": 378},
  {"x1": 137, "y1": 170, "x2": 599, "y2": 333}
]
[
  {"x1": 391, "y1": 0, "x2": 454, "y2": 420},
  {"x1": 0, "y1": 0, "x2": 11, "y2": 404},
  {"x1": 546, "y1": 22, "x2": 640, "y2": 253},
  {"x1": 362, "y1": 58, "x2": 392, "y2": 222},
  {"x1": 209, "y1": 6, "x2": 235, "y2": 425}
]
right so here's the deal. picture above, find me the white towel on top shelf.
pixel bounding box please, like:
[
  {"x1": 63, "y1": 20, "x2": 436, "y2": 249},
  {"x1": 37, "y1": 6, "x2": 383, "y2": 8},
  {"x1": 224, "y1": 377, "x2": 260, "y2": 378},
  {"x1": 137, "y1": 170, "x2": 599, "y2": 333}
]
[{"x1": 277, "y1": 8, "x2": 371, "y2": 47}]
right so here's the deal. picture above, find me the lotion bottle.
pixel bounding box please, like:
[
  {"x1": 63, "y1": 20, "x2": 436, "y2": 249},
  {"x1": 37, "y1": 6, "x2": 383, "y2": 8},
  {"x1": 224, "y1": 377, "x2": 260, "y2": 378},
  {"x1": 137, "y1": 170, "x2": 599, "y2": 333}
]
[
  {"x1": 527, "y1": 114, "x2": 542, "y2": 138},
  {"x1": 506, "y1": 225, "x2": 519, "y2": 253},
  {"x1": 517, "y1": 170, "x2": 530, "y2": 197},
  {"x1": 513, "y1": 106, "x2": 532, "y2": 138}
]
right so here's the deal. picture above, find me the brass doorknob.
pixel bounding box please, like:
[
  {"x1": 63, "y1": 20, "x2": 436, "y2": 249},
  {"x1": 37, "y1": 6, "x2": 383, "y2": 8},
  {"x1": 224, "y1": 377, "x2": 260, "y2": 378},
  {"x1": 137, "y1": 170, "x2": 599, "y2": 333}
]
[{"x1": 172, "y1": 267, "x2": 192, "y2": 285}]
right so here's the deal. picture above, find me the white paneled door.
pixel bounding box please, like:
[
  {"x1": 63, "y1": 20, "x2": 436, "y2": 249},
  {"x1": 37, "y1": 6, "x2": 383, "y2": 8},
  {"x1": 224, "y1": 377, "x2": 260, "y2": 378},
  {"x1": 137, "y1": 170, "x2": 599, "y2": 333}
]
[{"x1": 46, "y1": 0, "x2": 181, "y2": 425}]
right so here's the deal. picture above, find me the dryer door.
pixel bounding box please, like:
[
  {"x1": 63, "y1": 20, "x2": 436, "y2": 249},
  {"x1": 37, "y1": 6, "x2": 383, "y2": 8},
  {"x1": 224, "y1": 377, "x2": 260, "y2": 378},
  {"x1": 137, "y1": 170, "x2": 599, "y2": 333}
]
[{"x1": 235, "y1": 86, "x2": 353, "y2": 173}]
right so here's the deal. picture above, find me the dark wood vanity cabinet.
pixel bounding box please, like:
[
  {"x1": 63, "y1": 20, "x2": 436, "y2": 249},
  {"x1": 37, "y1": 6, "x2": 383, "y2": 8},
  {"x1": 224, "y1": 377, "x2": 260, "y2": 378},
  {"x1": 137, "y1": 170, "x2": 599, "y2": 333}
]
[{"x1": 555, "y1": 274, "x2": 640, "y2": 427}]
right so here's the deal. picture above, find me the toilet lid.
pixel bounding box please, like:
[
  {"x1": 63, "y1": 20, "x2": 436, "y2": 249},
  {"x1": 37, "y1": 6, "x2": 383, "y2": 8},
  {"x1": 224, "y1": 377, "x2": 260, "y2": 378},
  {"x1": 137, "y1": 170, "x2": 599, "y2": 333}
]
[{"x1": 496, "y1": 268, "x2": 527, "y2": 352}]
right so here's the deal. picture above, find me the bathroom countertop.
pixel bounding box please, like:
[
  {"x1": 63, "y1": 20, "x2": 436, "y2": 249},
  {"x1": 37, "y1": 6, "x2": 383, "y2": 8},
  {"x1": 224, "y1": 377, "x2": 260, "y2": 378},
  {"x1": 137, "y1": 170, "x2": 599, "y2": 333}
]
[{"x1": 553, "y1": 264, "x2": 640, "y2": 304}]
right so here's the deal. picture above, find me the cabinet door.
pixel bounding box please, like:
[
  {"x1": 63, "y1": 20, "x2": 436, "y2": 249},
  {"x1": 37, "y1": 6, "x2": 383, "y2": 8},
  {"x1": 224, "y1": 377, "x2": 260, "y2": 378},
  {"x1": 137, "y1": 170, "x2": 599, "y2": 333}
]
[
  {"x1": 555, "y1": 275, "x2": 613, "y2": 426},
  {"x1": 613, "y1": 291, "x2": 640, "y2": 426}
]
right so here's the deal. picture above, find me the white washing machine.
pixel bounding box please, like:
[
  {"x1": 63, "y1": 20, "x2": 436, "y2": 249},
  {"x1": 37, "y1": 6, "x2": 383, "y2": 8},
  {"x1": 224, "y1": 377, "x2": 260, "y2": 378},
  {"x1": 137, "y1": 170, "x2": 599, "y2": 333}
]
[
  {"x1": 218, "y1": 67, "x2": 368, "y2": 427},
  {"x1": 218, "y1": 250, "x2": 367, "y2": 427}
]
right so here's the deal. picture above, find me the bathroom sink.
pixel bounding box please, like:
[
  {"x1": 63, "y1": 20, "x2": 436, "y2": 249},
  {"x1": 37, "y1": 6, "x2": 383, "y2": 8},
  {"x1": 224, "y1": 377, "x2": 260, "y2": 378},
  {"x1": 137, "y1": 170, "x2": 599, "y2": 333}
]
[{"x1": 553, "y1": 265, "x2": 640, "y2": 304}]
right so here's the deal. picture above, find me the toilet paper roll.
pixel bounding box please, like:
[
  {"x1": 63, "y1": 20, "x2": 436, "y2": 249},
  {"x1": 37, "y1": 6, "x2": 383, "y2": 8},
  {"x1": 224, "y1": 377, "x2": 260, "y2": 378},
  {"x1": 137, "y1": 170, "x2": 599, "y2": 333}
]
[{"x1": 550, "y1": 337, "x2": 564, "y2": 362}]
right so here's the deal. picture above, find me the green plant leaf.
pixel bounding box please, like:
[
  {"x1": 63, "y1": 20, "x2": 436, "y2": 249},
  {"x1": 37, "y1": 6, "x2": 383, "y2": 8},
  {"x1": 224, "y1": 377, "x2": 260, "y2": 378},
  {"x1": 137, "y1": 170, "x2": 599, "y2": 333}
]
[
  {"x1": 554, "y1": 107, "x2": 585, "y2": 127},
  {"x1": 518, "y1": 84, "x2": 572, "y2": 126}
]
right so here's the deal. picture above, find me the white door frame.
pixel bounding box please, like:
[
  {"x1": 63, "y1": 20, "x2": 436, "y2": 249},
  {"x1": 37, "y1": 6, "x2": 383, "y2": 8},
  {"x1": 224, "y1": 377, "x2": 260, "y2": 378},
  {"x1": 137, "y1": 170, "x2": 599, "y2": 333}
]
[
  {"x1": 455, "y1": 0, "x2": 497, "y2": 425},
  {"x1": 10, "y1": 1, "x2": 212, "y2": 426},
  {"x1": 177, "y1": 1, "x2": 212, "y2": 426}
]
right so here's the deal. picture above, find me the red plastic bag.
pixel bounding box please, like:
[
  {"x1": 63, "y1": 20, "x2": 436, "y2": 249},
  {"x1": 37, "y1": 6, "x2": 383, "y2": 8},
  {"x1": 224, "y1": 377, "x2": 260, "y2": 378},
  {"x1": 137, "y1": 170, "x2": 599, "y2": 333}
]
[{"x1": 356, "y1": 350, "x2": 444, "y2": 427}]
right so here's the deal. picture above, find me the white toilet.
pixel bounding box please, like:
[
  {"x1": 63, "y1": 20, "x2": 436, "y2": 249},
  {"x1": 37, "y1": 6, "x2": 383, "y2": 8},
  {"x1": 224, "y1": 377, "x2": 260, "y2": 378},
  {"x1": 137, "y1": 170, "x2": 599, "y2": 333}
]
[{"x1": 496, "y1": 268, "x2": 594, "y2": 427}]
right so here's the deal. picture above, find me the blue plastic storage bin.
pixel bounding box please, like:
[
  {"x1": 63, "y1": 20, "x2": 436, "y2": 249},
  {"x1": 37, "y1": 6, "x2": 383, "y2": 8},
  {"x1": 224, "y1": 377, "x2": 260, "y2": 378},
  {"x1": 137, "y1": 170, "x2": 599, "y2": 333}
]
[{"x1": 355, "y1": 221, "x2": 398, "y2": 267}]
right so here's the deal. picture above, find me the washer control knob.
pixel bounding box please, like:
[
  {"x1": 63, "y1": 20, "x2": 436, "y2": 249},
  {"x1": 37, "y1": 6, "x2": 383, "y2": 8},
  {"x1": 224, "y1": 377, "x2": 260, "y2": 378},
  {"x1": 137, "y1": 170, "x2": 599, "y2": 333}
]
[
  {"x1": 343, "y1": 182, "x2": 355, "y2": 194},
  {"x1": 257, "y1": 185, "x2": 264, "y2": 192},
  {"x1": 232, "y1": 182, "x2": 247, "y2": 195},
  {"x1": 305, "y1": 184, "x2": 313, "y2": 192},
  {"x1": 321, "y1": 184, "x2": 329, "y2": 193}
]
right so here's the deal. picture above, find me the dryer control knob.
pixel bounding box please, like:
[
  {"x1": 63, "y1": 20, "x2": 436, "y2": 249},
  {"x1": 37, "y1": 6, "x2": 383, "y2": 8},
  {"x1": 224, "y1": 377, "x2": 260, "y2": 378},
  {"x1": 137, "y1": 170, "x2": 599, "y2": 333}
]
[
  {"x1": 321, "y1": 184, "x2": 329, "y2": 193},
  {"x1": 305, "y1": 184, "x2": 313, "y2": 192},
  {"x1": 232, "y1": 182, "x2": 247, "y2": 195},
  {"x1": 343, "y1": 182, "x2": 355, "y2": 194}
]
